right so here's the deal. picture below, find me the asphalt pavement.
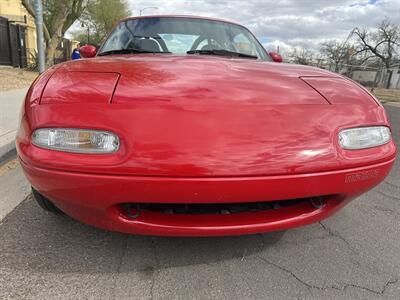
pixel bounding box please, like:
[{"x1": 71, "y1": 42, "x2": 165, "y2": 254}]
[{"x1": 0, "y1": 104, "x2": 399, "y2": 300}]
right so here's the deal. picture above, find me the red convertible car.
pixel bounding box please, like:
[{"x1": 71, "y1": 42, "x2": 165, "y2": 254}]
[{"x1": 17, "y1": 15, "x2": 396, "y2": 236}]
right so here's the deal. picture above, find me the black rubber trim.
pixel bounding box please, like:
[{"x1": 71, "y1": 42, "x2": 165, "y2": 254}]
[{"x1": 31, "y1": 187, "x2": 62, "y2": 214}]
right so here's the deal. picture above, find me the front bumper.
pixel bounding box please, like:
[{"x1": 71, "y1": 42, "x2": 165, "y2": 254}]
[{"x1": 19, "y1": 156, "x2": 395, "y2": 236}]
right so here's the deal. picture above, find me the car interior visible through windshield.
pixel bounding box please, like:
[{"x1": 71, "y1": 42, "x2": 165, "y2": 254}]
[{"x1": 99, "y1": 17, "x2": 269, "y2": 60}]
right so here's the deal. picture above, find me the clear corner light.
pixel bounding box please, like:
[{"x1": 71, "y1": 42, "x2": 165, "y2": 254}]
[
  {"x1": 32, "y1": 128, "x2": 120, "y2": 153},
  {"x1": 339, "y1": 126, "x2": 391, "y2": 150}
]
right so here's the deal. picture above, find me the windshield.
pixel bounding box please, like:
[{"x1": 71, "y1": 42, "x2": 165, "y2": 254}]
[{"x1": 99, "y1": 17, "x2": 269, "y2": 60}]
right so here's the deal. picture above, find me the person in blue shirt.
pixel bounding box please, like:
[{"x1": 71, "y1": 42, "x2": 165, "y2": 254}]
[{"x1": 71, "y1": 43, "x2": 81, "y2": 60}]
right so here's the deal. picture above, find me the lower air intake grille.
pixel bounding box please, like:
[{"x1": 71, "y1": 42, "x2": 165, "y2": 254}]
[{"x1": 121, "y1": 196, "x2": 328, "y2": 216}]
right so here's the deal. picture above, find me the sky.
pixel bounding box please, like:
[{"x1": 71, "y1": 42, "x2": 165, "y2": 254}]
[{"x1": 125, "y1": 0, "x2": 400, "y2": 54}]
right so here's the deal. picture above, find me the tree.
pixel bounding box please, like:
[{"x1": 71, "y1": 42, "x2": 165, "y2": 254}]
[
  {"x1": 22, "y1": 0, "x2": 89, "y2": 67},
  {"x1": 78, "y1": 0, "x2": 130, "y2": 45},
  {"x1": 320, "y1": 40, "x2": 353, "y2": 73},
  {"x1": 352, "y1": 19, "x2": 400, "y2": 88},
  {"x1": 287, "y1": 48, "x2": 315, "y2": 66}
]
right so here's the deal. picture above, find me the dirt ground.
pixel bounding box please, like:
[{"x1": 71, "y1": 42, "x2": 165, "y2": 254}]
[
  {"x1": 0, "y1": 67, "x2": 38, "y2": 91},
  {"x1": 371, "y1": 88, "x2": 400, "y2": 103}
]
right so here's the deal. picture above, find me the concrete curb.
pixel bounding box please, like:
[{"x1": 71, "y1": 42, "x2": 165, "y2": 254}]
[
  {"x1": 0, "y1": 159, "x2": 31, "y2": 223},
  {"x1": 0, "y1": 88, "x2": 28, "y2": 162},
  {"x1": 0, "y1": 139, "x2": 16, "y2": 162}
]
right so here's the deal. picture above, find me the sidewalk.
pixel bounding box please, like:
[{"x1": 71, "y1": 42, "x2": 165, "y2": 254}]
[{"x1": 0, "y1": 88, "x2": 28, "y2": 159}]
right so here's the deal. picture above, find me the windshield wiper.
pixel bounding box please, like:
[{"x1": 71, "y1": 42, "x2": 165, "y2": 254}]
[
  {"x1": 187, "y1": 49, "x2": 257, "y2": 59},
  {"x1": 98, "y1": 48, "x2": 171, "y2": 56}
]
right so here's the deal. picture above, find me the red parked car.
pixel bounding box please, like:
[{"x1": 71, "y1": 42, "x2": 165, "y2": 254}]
[{"x1": 17, "y1": 16, "x2": 396, "y2": 236}]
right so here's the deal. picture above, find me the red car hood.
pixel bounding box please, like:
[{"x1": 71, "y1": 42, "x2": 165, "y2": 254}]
[
  {"x1": 44, "y1": 55, "x2": 340, "y2": 105},
  {"x1": 29, "y1": 55, "x2": 393, "y2": 177}
]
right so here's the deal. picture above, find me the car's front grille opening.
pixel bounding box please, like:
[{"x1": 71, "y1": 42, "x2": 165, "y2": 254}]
[{"x1": 120, "y1": 196, "x2": 330, "y2": 217}]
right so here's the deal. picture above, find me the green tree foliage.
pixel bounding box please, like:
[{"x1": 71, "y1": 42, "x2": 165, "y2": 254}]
[
  {"x1": 78, "y1": 0, "x2": 130, "y2": 46},
  {"x1": 22, "y1": 0, "x2": 88, "y2": 66}
]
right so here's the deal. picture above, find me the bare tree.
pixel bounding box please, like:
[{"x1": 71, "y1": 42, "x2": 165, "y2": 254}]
[
  {"x1": 288, "y1": 48, "x2": 315, "y2": 66},
  {"x1": 22, "y1": 0, "x2": 89, "y2": 67},
  {"x1": 320, "y1": 40, "x2": 353, "y2": 73},
  {"x1": 352, "y1": 19, "x2": 400, "y2": 88}
]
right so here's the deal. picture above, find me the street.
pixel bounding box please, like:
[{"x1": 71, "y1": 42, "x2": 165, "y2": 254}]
[{"x1": 0, "y1": 104, "x2": 399, "y2": 300}]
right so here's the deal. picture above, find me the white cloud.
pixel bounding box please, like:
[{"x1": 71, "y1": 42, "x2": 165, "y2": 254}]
[
  {"x1": 128, "y1": 0, "x2": 400, "y2": 52},
  {"x1": 66, "y1": 0, "x2": 400, "y2": 53}
]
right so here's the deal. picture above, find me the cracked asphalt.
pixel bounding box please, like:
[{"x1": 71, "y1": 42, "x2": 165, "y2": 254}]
[{"x1": 0, "y1": 105, "x2": 399, "y2": 300}]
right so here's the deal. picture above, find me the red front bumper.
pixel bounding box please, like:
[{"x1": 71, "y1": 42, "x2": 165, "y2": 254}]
[{"x1": 19, "y1": 157, "x2": 395, "y2": 236}]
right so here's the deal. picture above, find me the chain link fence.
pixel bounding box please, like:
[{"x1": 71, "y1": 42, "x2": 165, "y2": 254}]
[{"x1": 329, "y1": 63, "x2": 400, "y2": 90}]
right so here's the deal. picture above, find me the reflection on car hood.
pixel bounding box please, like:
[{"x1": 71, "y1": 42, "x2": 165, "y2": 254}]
[
  {"x1": 57, "y1": 55, "x2": 343, "y2": 105},
  {"x1": 53, "y1": 54, "x2": 378, "y2": 106}
]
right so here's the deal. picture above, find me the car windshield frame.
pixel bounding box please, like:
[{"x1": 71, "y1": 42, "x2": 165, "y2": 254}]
[{"x1": 98, "y1": 16, "x2": 270, "y2": 61}]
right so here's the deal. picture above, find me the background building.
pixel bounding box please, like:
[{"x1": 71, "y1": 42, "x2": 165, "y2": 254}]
[{"x1": 0, "y1": 0, "x2": 37, "y2": 67}]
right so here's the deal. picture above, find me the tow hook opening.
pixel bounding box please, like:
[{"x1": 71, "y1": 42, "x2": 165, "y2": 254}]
[
  {"x1": 310, "y1": 196, "x2": 324, "y2": 209},
  {"x1": 122, "y1": 203, "x2": 141, "y2": 220}
]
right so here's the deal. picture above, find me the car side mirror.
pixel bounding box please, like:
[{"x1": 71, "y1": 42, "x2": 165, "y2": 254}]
[
  {"x1": 79, "y1": 45, "x2": 97, "y2": 58},
  {"x1": 269, "y1": 52, "x2": 283, "y2": 63}
]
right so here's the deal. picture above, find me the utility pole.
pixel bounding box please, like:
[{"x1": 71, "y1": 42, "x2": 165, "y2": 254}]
[
  {"x1": 33, "y1": 0, "x2": 45, "y2": 73},
  {"x1": 81, "y1": 23, "x2": 90, "y2": 44}
]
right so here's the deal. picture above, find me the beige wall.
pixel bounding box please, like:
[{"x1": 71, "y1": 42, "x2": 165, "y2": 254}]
[
  {"x1": 70, "y1": 40, "x2": 80, "y2": 52},
  {"x1": 0, "y1": 0, "x2": 37, "y2": 64},
  {"x1": 352, "y1": 71, "x2": 376, "y2": 83}
]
